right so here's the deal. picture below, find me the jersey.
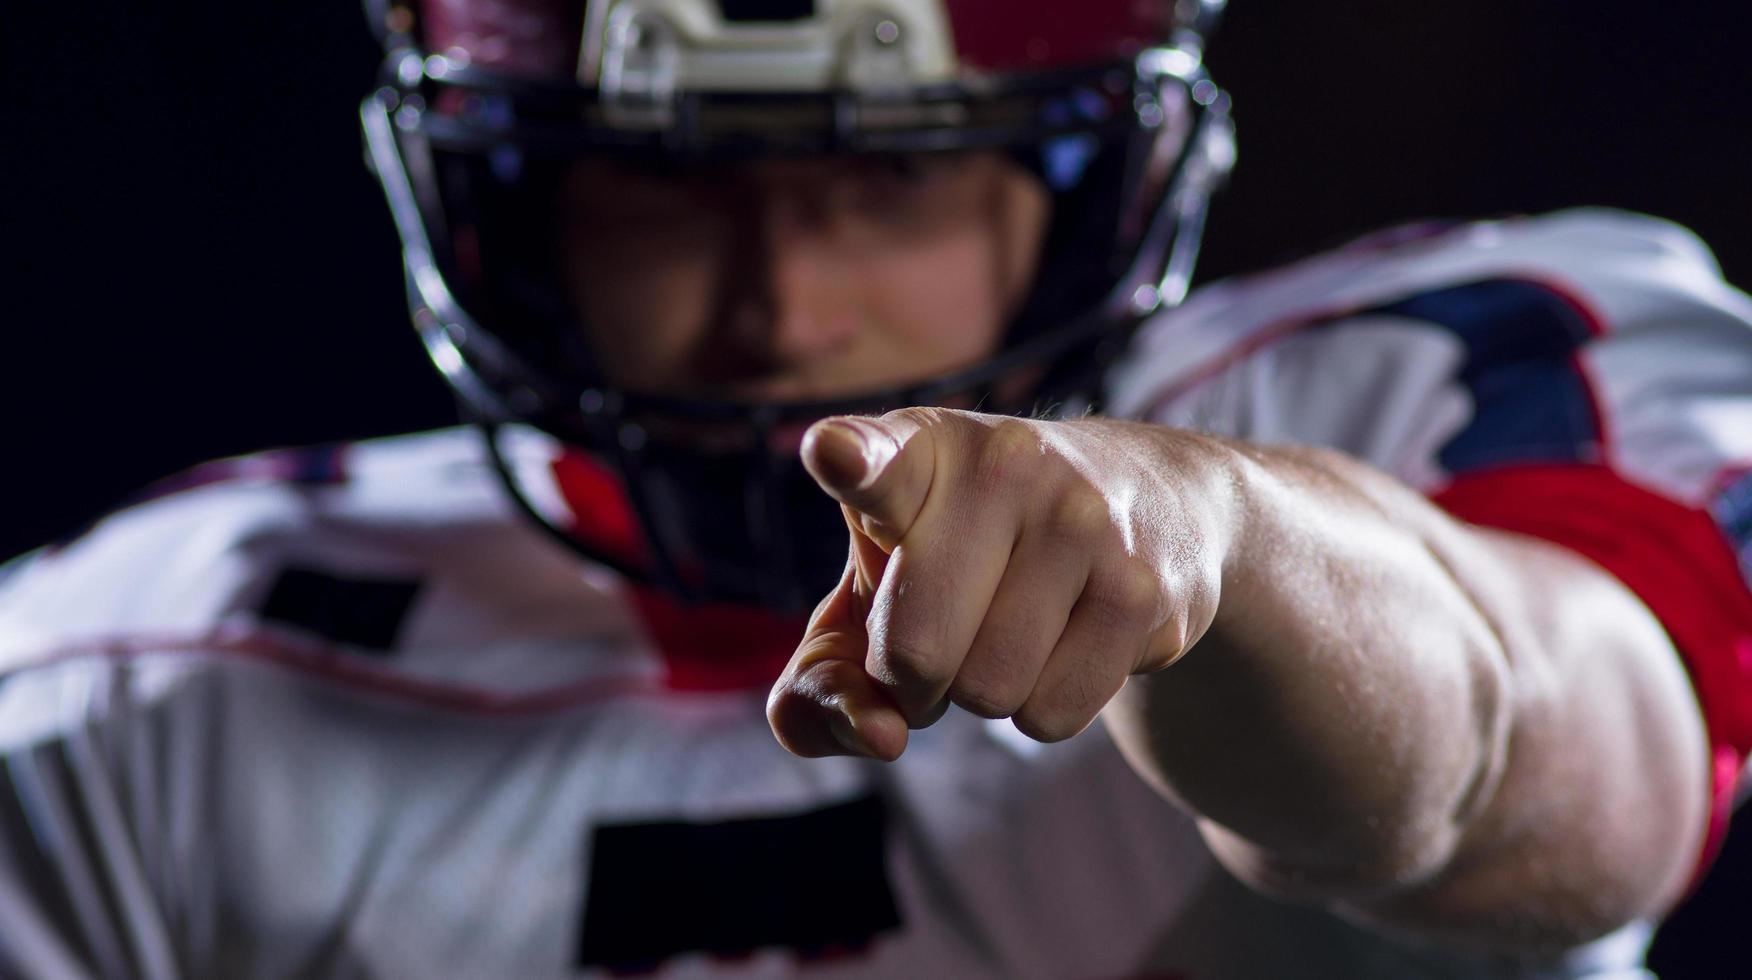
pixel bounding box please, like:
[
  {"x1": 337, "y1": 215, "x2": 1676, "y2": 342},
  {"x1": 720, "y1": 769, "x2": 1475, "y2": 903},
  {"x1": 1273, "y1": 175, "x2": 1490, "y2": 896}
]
[{"x1": 2, "y1": 209, "x2": 1748, "y2": 980}]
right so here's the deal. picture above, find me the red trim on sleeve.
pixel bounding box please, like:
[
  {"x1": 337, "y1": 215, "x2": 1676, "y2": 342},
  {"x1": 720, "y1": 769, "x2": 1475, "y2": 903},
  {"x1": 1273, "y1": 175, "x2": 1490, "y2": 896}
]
[{"x1": 1433, "y1": 464, "x2": 1752, "y2": 883}]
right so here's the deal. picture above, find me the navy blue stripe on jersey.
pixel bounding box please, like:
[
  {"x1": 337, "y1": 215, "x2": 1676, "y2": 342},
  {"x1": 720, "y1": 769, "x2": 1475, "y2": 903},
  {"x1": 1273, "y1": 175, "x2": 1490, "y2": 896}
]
[
  {"x1": 1711, "y1": 469, "x2": 1752, "y2": 589},
  {"x1": 142, "y1": 443, "x2": 349, "y2": 502},
  {"x1": 1367, "y1": 278, "x2": 1604, "y2": 474},
  {"x1": 578, "y1": 794, "x2": 900, "y2": 970},
  {"x1": 280, "y1": 442, "x2": 349, "y2": 486},
  {"x1": 257, "y1": 566, "x2": 423, "y2": 653}
]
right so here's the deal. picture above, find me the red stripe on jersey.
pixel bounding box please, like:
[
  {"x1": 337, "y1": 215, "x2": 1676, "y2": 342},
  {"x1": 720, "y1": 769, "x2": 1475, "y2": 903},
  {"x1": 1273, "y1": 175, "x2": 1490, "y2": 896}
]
[
  {"x1": 550, "y1": 450, "x2": 646, "y2": 563},
  {"x1": 550, "y1": 449, "x2": 803, "y2": 692},
  {"x1": 630, "y1": 587, "x2": 804, "y2": 692},
  {"x1": 1433, "y1": 464, "x2": 1752, "y2": 884},
  {"x1": 7, "y1": 628, "x2": 664, "y2": 714}
]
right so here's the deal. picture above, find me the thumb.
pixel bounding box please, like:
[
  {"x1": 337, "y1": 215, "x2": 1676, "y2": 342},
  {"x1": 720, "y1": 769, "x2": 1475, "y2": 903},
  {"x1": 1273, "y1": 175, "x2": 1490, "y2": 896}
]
[
  {"x1": 766, "y1": 555, "x2": 909, "y2": 760},
  {"x1": 800, "y1": 410, "x2": 938, "y2": 551}
]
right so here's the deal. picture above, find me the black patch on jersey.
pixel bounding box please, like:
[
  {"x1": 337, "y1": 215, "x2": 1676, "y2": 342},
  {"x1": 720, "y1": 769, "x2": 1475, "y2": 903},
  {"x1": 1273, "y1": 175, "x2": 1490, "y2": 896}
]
[
  {"x1": 718, "y1": 0, "x2": 814, "y2": 23},
  {"x1": 258, "y1": 566, "x2": 422, "y2": 652},
  {"x1": 577, "y1": 793, "x2": 901, "y2": 970}
]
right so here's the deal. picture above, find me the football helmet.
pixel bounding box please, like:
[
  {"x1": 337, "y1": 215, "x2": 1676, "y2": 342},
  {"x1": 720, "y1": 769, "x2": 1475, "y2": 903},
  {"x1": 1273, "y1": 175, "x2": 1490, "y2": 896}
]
[{"x1": 361, "y1": 0, "x2": 1235, "y2": 611}]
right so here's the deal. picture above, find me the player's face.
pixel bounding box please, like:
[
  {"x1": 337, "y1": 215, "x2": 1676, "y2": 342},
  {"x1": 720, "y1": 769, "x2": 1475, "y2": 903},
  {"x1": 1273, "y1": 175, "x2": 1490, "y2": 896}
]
[{"x1": 556, "y1": 151, "x2": 1051, "y2": 401}]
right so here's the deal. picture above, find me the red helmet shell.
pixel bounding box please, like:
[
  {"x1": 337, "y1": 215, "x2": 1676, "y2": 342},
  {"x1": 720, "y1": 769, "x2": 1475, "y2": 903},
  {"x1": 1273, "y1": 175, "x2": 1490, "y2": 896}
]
[
  {"x1": 417, "y1": 0, "x2": 585, "y2": 79},
  {"x1": 402, "y1": 0, "x2": 1185, "y2": 83},
  {"x1": 941, "y1": 0, "x2": 1176, "y2": 73}
]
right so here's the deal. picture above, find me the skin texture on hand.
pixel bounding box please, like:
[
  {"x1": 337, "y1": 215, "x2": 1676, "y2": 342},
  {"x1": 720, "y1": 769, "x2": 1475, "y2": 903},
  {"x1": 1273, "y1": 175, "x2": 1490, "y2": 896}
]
[
  {"x1": 766, "y1": 407, "x2": 1709, "y2": 956},
  {"x1": 766, "y1": 408, "x2": 1237, "y2": 762}
]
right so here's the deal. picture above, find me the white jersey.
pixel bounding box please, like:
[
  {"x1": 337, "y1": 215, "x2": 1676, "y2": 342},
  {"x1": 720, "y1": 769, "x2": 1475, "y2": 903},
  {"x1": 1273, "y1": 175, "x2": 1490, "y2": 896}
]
[{"x1": 3, "y1": 209, "x2": 1749, "y2": 980}]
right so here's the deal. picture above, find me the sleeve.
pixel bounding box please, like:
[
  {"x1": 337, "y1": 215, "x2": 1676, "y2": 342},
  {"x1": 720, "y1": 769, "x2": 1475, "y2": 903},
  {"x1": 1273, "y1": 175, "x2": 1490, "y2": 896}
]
[
  {"x1": 1144, "y1": 211, "x2": 1752, "y2": 880},
  {"x1": 0, "y1": 665, "x2": 180, "y2": 980},
  {"x1": 1420, "y1": 276, "x2": 1752, "y2": 882}
]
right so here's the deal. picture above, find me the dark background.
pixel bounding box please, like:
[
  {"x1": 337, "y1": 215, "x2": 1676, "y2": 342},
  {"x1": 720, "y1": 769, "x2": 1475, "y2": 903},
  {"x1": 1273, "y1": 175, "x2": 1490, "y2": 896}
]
[{"x1": 2, "y1": 1, "x2": 1748, "y2": 972}]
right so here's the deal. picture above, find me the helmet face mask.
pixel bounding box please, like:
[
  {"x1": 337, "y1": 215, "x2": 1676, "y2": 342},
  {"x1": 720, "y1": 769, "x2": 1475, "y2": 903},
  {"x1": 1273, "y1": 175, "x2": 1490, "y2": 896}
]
[{"x1": 363, "y1": 0, "x2": 1235, "y2": 611}]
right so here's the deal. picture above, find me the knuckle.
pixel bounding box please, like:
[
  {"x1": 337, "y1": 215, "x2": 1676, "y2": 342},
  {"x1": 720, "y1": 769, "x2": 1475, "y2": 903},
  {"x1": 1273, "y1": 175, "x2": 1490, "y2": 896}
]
[
  {"x1": 881, "y1": 405, "x2": 941, "y2": 429},
  {"x1": 1014, "y1": 654, "x2": 1114, "y2": 743},
  {"x1": 1044, "y1": 488, "x2": 1113, "y2": 541},
  {"x1": 1012, "y1": 704, "x2": 1088, "y2": 744},
  {"x1": 971, "y1": 420, "x2": 1041, "y2": 493},
  {"x1": 1090, "y1": 562, "x2": 1162, "y2": 624},
  {"x1": 947, "y1": 672, "x2": 1028, "y2": 720},
  {"x1": 869, "y1": 633, "x2": 950, "y2": 695}
]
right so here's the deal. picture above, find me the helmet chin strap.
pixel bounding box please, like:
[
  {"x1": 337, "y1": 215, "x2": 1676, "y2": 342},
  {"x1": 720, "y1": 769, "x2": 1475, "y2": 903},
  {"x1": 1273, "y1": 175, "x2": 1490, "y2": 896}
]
[{"x1": 473, "y1": 417, "x2": 690, "y2": 597}]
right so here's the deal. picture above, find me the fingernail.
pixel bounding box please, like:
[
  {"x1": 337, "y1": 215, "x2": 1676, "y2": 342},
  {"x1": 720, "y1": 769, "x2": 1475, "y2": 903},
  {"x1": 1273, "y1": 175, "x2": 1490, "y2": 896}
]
[
  {"x1": 805, "y1": 420, "x2": 893, "y2": 492},
  {"x1": 828, "y1": 706, "x2": 875, "y2": 757},
  {"x1": 804, "y1": 421, "x2": 869, "y2": 489}
]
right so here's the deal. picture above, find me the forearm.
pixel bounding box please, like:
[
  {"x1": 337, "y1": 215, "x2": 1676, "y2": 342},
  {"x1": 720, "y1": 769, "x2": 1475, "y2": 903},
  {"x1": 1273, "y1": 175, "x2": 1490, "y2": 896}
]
[
  {"x1": 1099, "y1": 432, "x2": 1708, "y2": 946},
  {"x1": 1105, "y1": 437, "x2": 1510, "y2": 887}
]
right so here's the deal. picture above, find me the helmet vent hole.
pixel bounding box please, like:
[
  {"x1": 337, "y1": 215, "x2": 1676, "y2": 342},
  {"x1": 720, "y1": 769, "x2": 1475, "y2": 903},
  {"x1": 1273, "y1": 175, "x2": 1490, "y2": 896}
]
[{"x1": 718, "y1": 0, "x2": 816, "y2": 23}]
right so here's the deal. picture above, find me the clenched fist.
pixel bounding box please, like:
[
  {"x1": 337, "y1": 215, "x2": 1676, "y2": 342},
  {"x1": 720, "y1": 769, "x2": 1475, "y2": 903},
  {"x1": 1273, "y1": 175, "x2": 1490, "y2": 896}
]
[{"x1": 767, "y1": 407, "x2": 1238, "y2": 760}]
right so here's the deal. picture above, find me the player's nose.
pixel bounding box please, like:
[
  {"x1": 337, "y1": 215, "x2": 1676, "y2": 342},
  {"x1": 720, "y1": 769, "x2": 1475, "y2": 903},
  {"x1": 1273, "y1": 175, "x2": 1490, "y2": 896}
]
[{"x1": 731, "y1": 191, "x2": 861, "y2": 368}]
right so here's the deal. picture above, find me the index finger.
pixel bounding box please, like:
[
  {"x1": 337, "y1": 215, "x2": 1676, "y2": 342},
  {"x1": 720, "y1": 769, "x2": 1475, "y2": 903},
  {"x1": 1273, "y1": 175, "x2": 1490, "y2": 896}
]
[{"x1": 800, "y1": 410, "x2": 939, "y2": 551}]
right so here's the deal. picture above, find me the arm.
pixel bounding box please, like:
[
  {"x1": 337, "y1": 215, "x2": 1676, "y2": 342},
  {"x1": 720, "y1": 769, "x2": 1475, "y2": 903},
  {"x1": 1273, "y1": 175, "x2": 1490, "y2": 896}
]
[
  {"x1": 1101, "y1": 436, "x2": 1707, "y2": 952},
  {"x1": 767, "y1": 409, "x2": 1708, "y2": 954}
]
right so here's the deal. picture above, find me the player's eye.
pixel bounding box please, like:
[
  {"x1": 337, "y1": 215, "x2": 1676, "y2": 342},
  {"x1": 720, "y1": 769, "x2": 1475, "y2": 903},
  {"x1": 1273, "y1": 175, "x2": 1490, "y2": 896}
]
[
  {"x1": 880, "y1": 154, "x2": 930, "y2": 182},
  {"x1": 872, "y1": 152, "x2": 966, "y2": 186},
  {"x1": 562, "y1": 157, "x2": 725, "y2": 221},
  {"x1": 843, "y1": 153, "x2": 971, "y2": 209}
]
